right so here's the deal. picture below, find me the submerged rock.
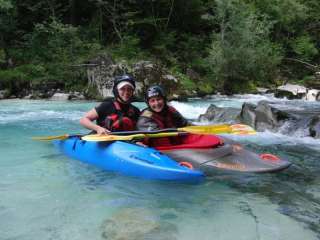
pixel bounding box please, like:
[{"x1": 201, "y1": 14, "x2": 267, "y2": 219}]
[{"x1": 101, "y1": 208, "x2": 177, "y2": 240}]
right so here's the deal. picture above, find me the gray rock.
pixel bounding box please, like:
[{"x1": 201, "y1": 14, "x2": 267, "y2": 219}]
[
  {"x1": 50, "y1": 93, "x2": 70, "y2": 101},
  {"x1": 254, "y1": 100, "x2": 293, "y2": 131},
  {"x1": 0, "y1": 90, "x2": 8, "y2": 99},
  {"x1": 309, "y1": 116, "x2": 320, "y2": 138},
  {"x1": 305, "y1": 89, "x2": 320, "y2": 101},
  {"x1": 198, "y1": 104, "x2": 240, "y2": 123},
  {"x1": 256, "y1": 87, "x2": 270, "y2": 94},
  {"x1": 275, "y1": 84, "x2": 307, "y2": 99},
  {"x1": 240, "y1": 103, "x2": 257, "y2": 127},
  {"x1": 240, "y1": 101, "x2": 294, "y2": 131}
]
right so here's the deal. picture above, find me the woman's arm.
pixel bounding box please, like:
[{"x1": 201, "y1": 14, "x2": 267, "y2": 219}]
[{"x1": 80, "y1": 108, "x2": 110, "y2": 134}]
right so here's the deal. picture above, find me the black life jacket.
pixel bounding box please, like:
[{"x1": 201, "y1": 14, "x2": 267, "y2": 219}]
[{"x1": 104, "y1": 101, "x2": 136, "y2": 131}]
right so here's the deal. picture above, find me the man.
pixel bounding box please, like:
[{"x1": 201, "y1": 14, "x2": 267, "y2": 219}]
[{"x1": 80, "y1": 75, "x2": 140, "y2": 134}]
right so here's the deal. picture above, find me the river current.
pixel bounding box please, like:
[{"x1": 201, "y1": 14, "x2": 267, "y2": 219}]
[{"x1": 1, "y1": 95, "x2": 320, "y2": 240}]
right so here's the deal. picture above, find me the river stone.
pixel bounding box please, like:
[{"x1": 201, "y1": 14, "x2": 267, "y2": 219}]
[
  {"x1": 239, "y1": 101, "x2": 295, "y2": 131},
  {"x1": 305, "y1": 89, "x2": 320, "y2": 101},
  {"x1": 309, "y1": 116, "x2": 320, "y2": 138},
  {"x1": 50, "y1": 93, "x2": 70, "y2": 101},
  {"x1": 101, "y1": 208, "x2": 177, "y2": 240},
  {"x1": 275, "y1": 83, "x2": 307, "y2": 99},
  {"x1": 254, "y1": 101, "x2": 292, "y2": 130},
  {"x1": 198, "y1": 104, "x2": 240, "y2": 123},
  {"x1": 256, "y1": 87, "x2": 270, "y2": 94},
  {"x1": 0, "y1": 90, "x2": 8, "y2": 99},
  {"x1": 239, "y1": 103, "x2": 257, "y2": 127}
]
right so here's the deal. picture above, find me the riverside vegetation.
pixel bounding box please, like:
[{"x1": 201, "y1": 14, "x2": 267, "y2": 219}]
[{"x1": 0, "y1": 0, "x2": 319, "y2": 99}]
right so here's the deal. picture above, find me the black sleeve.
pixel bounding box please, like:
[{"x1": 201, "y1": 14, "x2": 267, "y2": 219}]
[
  {"x1": 95, "y1": 101, "x2": 115, "y2": 125},
  {"x1": 131, "y1": 105, "x2": 141, "y2": 122},
  {"x1": 173, "y1": 111, "x2": 189, "y2": 128}
]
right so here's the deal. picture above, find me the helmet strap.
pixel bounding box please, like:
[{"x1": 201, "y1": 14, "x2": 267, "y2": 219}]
[{"x1": 117, "y1": 96, "x2": 131, "y2": 104}]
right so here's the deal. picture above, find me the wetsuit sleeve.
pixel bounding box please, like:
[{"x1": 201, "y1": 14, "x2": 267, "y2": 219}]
[
  {"x1": 173, "y1": 110, "x2": 190, "y2": 127},
  {"x1": 137, "y1": 116, "x2": 160, "y2": 131}
]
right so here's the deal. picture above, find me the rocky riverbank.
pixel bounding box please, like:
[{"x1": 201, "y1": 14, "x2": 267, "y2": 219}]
[{"x1": 199, "y1": 100, "x2": 320, "y2": 139}]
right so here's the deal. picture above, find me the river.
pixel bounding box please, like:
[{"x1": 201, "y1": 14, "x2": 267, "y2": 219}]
[{"x1": 1, "y1": 95, "x2": 320, "y2": 240}]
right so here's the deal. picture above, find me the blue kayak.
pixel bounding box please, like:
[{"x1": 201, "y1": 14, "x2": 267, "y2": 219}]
[{"x1": 53, "y1": 136, "x2": 205, "y2": 182}]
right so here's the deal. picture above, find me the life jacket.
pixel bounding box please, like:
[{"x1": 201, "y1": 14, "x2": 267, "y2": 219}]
[
  {"x1": 147, "y1": 106, "x2": 178, "y2": 129},
  {"x1": 105, "y1": 101, "x2": 136, "y2": 131},
  {"x1": 142, "y1": 106, "x2": 183, "y2": 146}
]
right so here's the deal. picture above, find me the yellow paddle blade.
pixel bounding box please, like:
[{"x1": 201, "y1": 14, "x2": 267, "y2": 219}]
[
  {"x1": 81, "y1": 133, "x2": 146, "y2": 142},
  {"x1": 32, "y1": 134, "x2": 70, "y2": 141},
  {"x1": 178, "y1": 124, "x2": 230, "y2": 134},
  {"x1": 179, "y1": 124, "x2": 256, "y2": 135},
  {"x1": 230, "y1": 124, "x2": 256, "y2": 135}
]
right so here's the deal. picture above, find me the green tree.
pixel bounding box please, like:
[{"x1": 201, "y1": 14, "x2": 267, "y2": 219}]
[{"x1": 207, "y1": 0, "x2": 282, "y2": 93}]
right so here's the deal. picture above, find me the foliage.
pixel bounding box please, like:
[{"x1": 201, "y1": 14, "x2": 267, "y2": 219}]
[
  {"x1": 207, "y1": 0, "x2": 283, "y2": 93},
  {"x1": 290, "y1": 35, "x2": 318, "y2": 61},
  {"x1": 0, "y1": 0, "x2": 319, "y2": 97}
]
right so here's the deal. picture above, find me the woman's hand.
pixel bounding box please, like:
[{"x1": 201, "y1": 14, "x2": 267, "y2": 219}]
[{"x1": 96, "y1": 126, "x2": 110, "y2": 135}]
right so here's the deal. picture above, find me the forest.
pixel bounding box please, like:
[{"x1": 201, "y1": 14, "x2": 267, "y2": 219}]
[{"x1": 0, "y1": 0, "x2": 319, "y2": 97}]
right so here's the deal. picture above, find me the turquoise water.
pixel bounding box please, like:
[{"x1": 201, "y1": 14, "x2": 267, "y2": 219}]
[{"x1": 1, "y1": 99, "x2": 320, "y2": 240}]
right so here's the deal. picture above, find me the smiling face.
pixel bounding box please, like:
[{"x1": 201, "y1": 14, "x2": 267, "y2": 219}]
[
  {"x1": 117, "y1": 85, "x2": 134, "y2": 103},
  {"x1": 148, "y1": 96, "x2": 165, "y2": 112}
]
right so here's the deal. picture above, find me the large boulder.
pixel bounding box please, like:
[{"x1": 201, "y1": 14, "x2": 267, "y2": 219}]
[
  {"x1": 239, "y1": 103, "x2": 257, "y2": 127},
  {"x1": 240, "y1": 101, "x2": 294, "y2": 131},
  {"x1": 198, "y1": 104, "x2": 240, "y2": 123}
]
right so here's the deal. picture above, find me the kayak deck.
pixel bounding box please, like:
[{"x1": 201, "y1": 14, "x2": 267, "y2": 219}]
[{"x1": 54, "y1": 137, "x2": 204, "y2": 182}]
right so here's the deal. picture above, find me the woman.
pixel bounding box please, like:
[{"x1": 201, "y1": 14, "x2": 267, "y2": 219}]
[
  {"x1": 80, "y1": 74, "x2": 140, "y2": 134},
  {"x1": 137, "y1": 85, "x2": 189, "y2": 146}
]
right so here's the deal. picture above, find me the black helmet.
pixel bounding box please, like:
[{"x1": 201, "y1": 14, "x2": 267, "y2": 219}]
[
  {"x1": 112, "y1": 74, "x2": 136, "y2": 101},
  {"x1": 145, "y1": 85, "x2": 166, "y2": 103}
]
